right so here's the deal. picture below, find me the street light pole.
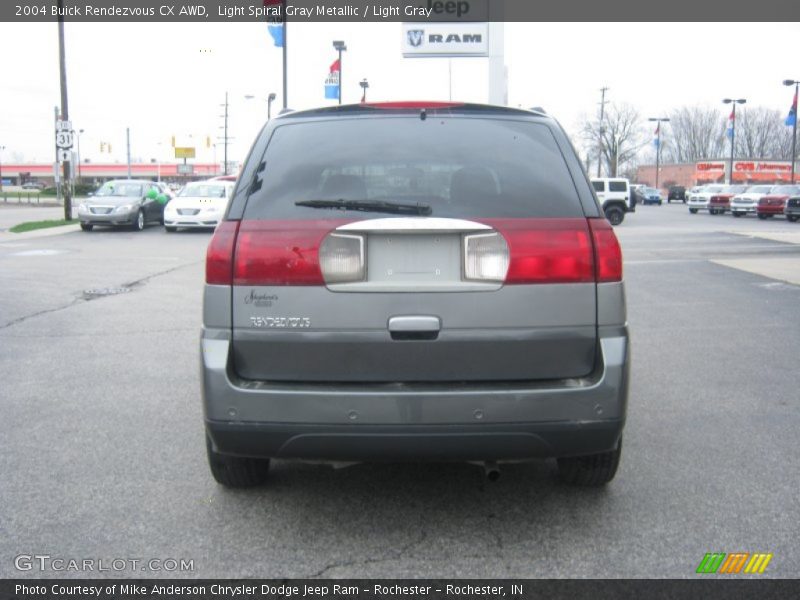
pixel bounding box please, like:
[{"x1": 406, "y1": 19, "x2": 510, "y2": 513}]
[
  {"x1": 722, "y1": 98, "x2": 747, "y2": 185},
  {"x1": 359, "y1": 78, "x2": 369, "y2": 103},
  {"x1": 783, "y1": 79, "x2": 799, "y2": 184},
  {"x1": 648, "y1": 117, "x2": 670, "y2": 190},
  {"x1": 268, "y1": 92, "x2": 276, "y2": 120},
  {"x1": 333, "y1": 40, "x2": 347, "y2": 105}
]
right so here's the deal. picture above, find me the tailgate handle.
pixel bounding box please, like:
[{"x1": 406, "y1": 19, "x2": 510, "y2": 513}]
[{"x1": 388, "y1": 316, "x2": 440, "y2": 341}]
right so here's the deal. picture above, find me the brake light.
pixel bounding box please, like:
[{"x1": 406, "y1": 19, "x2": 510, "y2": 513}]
[
  {"x1": 588, "y1": 219, "x2": 623, "y2": 282},
  {"x1": 482, "y1": 219, "x2": 594, "y2": 284},
  {"x1": 233, "y1": 220, "x2": 353, "y2": 286},
  {"x1": 205, "y1": 221, "x2": 240, "y2": 285}
]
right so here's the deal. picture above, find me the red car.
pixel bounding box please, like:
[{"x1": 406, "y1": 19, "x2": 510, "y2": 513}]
[
  {"x1": 757, "y1": 185, "x2": 800, "y2": 219},
  {"x1": 708, "y1": 185, "x2": 748, "y2": 215}
]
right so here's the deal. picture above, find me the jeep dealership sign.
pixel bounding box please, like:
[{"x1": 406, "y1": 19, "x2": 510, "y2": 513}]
[{"x1": 402, "y1": 23, "x2": 489, "y2": 57}]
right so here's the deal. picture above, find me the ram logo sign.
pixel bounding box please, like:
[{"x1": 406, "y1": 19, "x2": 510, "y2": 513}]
[
  {"x1": 696, "y1": 552, "x2": 773, "y2": 574},
  {"x1": 402, "y1": 23, "x2": 489, "y2": 57}
]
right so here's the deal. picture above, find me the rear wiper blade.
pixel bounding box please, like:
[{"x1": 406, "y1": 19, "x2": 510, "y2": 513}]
[{"x1": 295, "y1": 198, "x2": 432, "y2": 216}]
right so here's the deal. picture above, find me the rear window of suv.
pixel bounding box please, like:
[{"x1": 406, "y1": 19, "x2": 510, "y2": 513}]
[{"x1": 242, "y1": 117, "x2": 584, "y2": 219}]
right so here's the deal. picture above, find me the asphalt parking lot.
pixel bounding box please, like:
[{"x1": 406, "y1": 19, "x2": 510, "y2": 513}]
[{"x1": 0, "y1": 202, "x2": 798, "y2": 578}]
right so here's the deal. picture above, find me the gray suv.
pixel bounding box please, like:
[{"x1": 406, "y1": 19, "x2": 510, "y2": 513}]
[{"x1": 201, "y1": 102, "x2": 629, "y2": 487}]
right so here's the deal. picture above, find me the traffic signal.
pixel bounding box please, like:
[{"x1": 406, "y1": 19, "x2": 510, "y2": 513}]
[
  {"x1": 206, "y1": 136, "x2": 211, "y2": 148},
  {"x1": 100, "y1": 142, "x2": 105, "y2": 152},
  {"x1": 171, "y1": 136, "x2": 176, "y2": 147}
]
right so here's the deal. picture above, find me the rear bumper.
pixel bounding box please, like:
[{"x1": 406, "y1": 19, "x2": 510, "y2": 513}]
[
  {"x1": 201, "y1": 327, "x2": 630, "y2": 461},
  {"x1": 731, "y1": 205, "x2": 756, "y2": 213},
  {"x1": 205, "y1": 419, "x2": 624, "y2": 461},
  {"x1": 783, "y1": 206, "x2": 800, "y2": 216}
]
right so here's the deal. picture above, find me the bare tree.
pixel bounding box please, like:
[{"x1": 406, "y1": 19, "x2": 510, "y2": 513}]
[
  {"x1": 661, "y1": 105, "x2": 726, "y2": 163},
  {"x1": 579, "y1": 102, "x2": 645, "y2": 176},
  {"x1": 737, "y1": 107, "x2": 794, "y2": 159}
]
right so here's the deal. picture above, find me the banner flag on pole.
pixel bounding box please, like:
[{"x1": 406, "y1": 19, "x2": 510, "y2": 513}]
[
  {"x1": 786, "y1": 92, "x2": 798, "y2": 127},
  {"x1": 726, "y1": 109, "x2": 735, "y2": 139},
  {"x1": 653, "y1": 122, "x2": 660, "y2": 148},
  {"x1": 324, "y1": 59, "x2": 341, "y2": 100},
  {"x1": 264, "y1": 1, "x2": 284, "y2": 47}
]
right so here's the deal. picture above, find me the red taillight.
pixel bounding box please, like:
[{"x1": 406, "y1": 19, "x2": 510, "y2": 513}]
[
  {"x1": 205, "y1": 221, "x2": 240, "y2": 285},
  {"x1": 588, "y1": 218, "x2": 623, "y2": 283},
  {"x1": 233, "y1": 220, "x2": 353, "y2": 286},
  {"x1": 482, "y1": 218, "x2": 594, "y2": 284}
]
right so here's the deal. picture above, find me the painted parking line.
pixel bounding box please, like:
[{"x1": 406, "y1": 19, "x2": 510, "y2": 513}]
[{"x1": 711, "y1": 257, "x2": 800, "y2": 286}]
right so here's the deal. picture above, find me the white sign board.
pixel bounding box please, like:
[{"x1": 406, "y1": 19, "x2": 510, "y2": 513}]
[
  {"x1": 56, "y1": 130, "x2": 73, "y2": 149},
  {"x1": 57, "y1": 149, "x2": 72, "y2": 163},
  {"x1": 177, "y1": 164, "x2": 194, "y2": 175},
  {"x1": 402, "y1": 22, "x2": 489, "y2": 57},
  {"x1": 56, "y1": 119, "x2": 72, "y2": 132}
]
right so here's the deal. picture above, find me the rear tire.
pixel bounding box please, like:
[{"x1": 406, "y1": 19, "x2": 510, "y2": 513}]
[
  {"x1": 604, "y1": 205, "x2": 625, "y2": 226},
  {"x1": 557, "y1": 438, "x2": 622, "y2": 486},
  {"x1": 80, "y1": 223, "x2": 93, "y2": 231},
  {"x1": 165, "y1": 226, "x2": 177, "y2": 233},
  {"x1": 206, "y1": 436, "x2": 270, "y2": 488},
  {"x1": 758, "y1": 214, "x2": 768, "y2": 220},
  {"x1": 787, "y1": 215, "x2": 799, "y2": 222},
  {"x1": 689, "y1": 208, "x2": 698, "y2": 214},
  {"x1": 733, "y1": 212, "x2": 742, "y2": 218}
]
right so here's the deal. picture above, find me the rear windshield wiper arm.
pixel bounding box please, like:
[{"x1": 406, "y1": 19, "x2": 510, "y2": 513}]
[{"x1": 295, "y1": 199, "x2": 432, "y2": 216}]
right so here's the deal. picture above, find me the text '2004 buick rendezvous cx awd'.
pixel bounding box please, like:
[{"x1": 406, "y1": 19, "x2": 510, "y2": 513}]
[{"x1": 200, "y1": 102, "x2": 630, "y2": 488}]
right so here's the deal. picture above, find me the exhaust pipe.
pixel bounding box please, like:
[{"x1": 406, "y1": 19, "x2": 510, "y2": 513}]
[{"x1": 483, "y1": 461, "x2": 500, "y2": 482}]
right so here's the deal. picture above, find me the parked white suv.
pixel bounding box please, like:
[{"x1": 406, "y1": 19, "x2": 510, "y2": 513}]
[{"x1": 591, "y1": 178, "x2": 634, "y2": 225}]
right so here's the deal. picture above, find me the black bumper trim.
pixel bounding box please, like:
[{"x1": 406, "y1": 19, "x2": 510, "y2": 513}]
[{"x1": 205, "y1": 419, "x2": 624, "y2": 462}]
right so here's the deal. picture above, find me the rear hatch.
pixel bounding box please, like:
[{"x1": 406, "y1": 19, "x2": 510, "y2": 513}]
[{"x1": 226, "y1": 113, "x2": 611, "y2": 383}]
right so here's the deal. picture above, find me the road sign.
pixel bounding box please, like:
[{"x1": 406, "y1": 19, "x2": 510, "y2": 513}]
[
  {"x1": 56, "y1": 120, "x2": 72, "y2": 132},
  {"x1": 58, "y1": 149, "x2": 72, "y2": 162},
  {"x1": 174, "y1": 147, "x2": 196, "y2": 159},
  {"x1": 177, "y1": 164, "x2": 194, "y2": 175},
  {"x1": 56, "y1": 130, "x2": 73, "y2": 149}
]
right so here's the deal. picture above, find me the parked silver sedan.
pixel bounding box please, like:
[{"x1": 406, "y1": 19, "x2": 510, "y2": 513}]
[{"x1": 77, "y1": 180, "x2": 168, "y2": 232}]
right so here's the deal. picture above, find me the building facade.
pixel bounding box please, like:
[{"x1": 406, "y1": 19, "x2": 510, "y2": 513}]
[{"x1": 636, "y1": 160, "x2": 799, "y2": 190}]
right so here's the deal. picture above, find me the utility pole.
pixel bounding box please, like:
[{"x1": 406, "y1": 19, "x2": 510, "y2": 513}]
[
  {"x1": 648, "y1": 117, "x2": 670, "y2": 190},
  {"x1": 218, "y1": 92, "x2": 231, "y2": 175},
  {"x1": 57, "y1": 0, "x2": 72, "y2": 221},
  {"x1": 783, "y1": 79, "x2": 799, "y2": 184},
  {"x1": 722, "y1": 98, "x2": 746, "y2": 185},
  {"x1": 596, "y1": 87, "x2": 609, "y2": 177},
  {"x1": 54, "y1": 106, "x2": 61, "y2": 205},
  {"x1": 282, "y1": 0, "x2": 288, "y2": 109},
  {"x1": 126, "y1": 128, "x2": 131, "y2": 179}
]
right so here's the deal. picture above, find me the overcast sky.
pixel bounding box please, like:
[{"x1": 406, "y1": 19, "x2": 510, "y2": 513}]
[{"x1": 1, "y1": 21, "x2": 799, "y2": 167}]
